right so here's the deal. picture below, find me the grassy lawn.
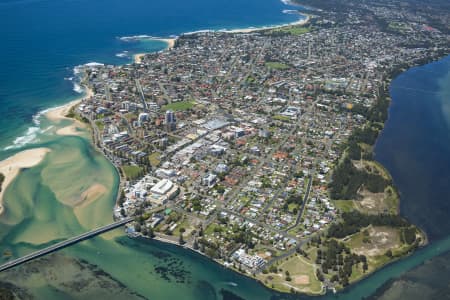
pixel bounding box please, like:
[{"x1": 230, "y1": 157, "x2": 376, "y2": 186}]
[
  {"x1": 95, "y1": 120, "x2": 104, "y2": 131},
  {"x1": 273, "y1": 115, "x2": 291, "y2": 122},
  {"x1": 205, "y1": 223, "x2": 224, "y2": 236},
  {"x1": 265, "y1": 61, "x2": 290, "y2": 70},
  {"x1": 172, "y1": 218, "x2": 193, "y2": 237},
  {"x1": 148, "y1": 152, "x2": 161, "y2": 167},
  {"x1": 258, "y1": 255, "x2": 322, "y2": 294},
  {"x1": 388, "y1": 22, "x2": 410, "y2": 33},
  {"x1": 333, "y1": 200, "x2": 355, "y2": 213},
  {"x1": 384, "y1": 186, "x2": 399, "y2": 214},
  {"x1": 269, "y1": 26, "x2": 311, "y2": 36},
  {"x1": 162, "y1": 100, "x2": 196, "y2": 112},
  {"x1": 288, "y1": 203, "x2": 298, "y2": 213},
  {"x1": 122, "y1": 165, "x2": 144, "y2": 180}
]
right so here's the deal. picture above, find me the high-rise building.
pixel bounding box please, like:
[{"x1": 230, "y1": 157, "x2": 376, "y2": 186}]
[{"x1": 165, "y1": 110, "x2": 176, "y2": 131}]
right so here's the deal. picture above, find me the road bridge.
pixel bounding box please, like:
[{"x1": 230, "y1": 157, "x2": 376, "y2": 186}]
[{"x1": 0, "y1": 217, "x2": 133, "y2": 272}]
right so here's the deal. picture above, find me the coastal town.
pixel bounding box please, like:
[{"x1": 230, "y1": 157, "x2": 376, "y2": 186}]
[{"x1": 63, "y1": 0, "x2": 450, "y2": 295}]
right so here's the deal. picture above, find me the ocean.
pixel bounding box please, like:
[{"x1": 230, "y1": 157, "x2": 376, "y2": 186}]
[
  {"x1": 0, "y1": 0, "x2": 301, "y2": 155},
  {"x1": 0, "y1": 0, "x2": 450, "y2": 299}
]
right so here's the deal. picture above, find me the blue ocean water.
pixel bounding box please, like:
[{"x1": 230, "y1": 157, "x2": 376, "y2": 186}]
[{"x1": 0, "y1": 0, "x2": 301, "y2": 156}]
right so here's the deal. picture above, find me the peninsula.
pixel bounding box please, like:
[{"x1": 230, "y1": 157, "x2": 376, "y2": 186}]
[{"x1": 67, "y1": 0, "x2": 449, "y2": 295}]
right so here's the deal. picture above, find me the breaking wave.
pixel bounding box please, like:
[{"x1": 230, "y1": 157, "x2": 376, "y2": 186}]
[{"x1": 4, "y1": 110, "x2": 47, "y2": 150}]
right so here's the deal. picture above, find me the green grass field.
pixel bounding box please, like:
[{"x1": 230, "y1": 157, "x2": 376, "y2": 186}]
[
  {"x1": 122, "y1": 165, "x2": 144, "y2": 180},
  {"x1": 273, "y1": 115, "x2": 291, "y2": 121},
  {"x1": 265, "y1": 62, "x2": 290, "y2": 70},
  {"x1": 162, "y1": 101, "x2": 196, "y2": 111},
  {"x1": 268, "y1": 26, "x2": 311, "y2": 36},
  {"x1": 258, "y1": 255, "x2": 323, "y2": 294},
  {"x1": 148, "y1": 152, "x2": 161, "y2": 167}
]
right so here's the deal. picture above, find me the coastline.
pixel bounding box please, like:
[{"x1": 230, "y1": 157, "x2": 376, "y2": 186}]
[
  {"x1": 0, "y1": 86, "x2": 93, "y2": 216},
  {"x1": 134, "y1": 38, "x2": 176, "y2": 63},
  {"x1": 223, "y1": 14, "x2": 310, "y2": 33},
  {"x1": 45, "y1": 87, "x2": 93, "y2": 122},
  {"x1": 0, "y1": 5, "x2": 445, "y2": 298},
  {"x1": 133, "y1": 14, "x2": 310, "y2": 63},
  {"x1": 0, "y1": 148, "x2": 51, "y2": 216}
]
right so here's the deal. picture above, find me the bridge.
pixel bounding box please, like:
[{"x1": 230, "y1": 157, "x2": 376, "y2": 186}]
[{"x1": 0, "y1": 217, "x2": 133, "y2": 272}]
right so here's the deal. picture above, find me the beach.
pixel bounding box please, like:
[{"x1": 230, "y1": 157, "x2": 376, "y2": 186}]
[
  {"x1": 222, "y1": 14, "x2": 310, "y2": 33},
  {"x1": 133, "y1": 15, "x2": 310, "y2": 64},
  {"x1": 0, "y1": 148, "x2": 51, "y2": 216},
  {"x1": 46, "y1": 87, "x2": 93, "y2": 122},
  {"x1": 134, "y1": 38, "x2": 176, "y2": 63}
]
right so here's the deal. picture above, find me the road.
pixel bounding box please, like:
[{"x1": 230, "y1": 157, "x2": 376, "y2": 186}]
[
  {"x1": 285, "y1": 175, "x2": 313, "y2": 232},
  {"x1": 0, "y1": 217, "x2": 133, "y2": 273}
]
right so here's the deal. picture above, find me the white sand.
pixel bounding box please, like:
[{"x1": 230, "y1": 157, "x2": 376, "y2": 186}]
[
  {"x1": 134, "y1": 38, "x2": 177, "y2": 63},
  {"x1": 225, "y1": 15, "x2": 311, "y2": 33},
  {"x1": 45, "y1": 87, "x2": 93, "y2": 122},
  {"x1": 56, "y1": 123, "x2": 86, "y2": 136},
  {"x1": 0, "y1": 148, "x2": 51, "y2": 215},
  {"x1": 134, "y1": 53, "x2": 146, "y2": 64}
]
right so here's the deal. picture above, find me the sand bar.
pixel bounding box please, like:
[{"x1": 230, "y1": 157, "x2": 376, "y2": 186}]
[
  {"x1": 0, "y1": 148, "x2": 51, "y2": 216},
  {"x1": 56, "y1": 124, "x2": 85, "y2": 136}
]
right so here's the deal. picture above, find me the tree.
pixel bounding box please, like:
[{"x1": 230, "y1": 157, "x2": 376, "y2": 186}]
[
  {"x1": 363, "y1": 261, "x2": 368, "y2": 273},
  {"x1": 316, "y1": 269, "x2": 324, "y2": 282},
  {"x1": 135, "y1": 223, "x2": 141, "y2": 232},
  {"x1": 269, "y1": 265, "x2": 278, "y2": 273},
  {"x1": 193, "y1": 239, "x2": 199, "y2": 250},
  {"x1": 142, "y1": 228, "x2": 148, "y2": 236},
  {"x1": 385, "y1": 249, "x2": 393, "y2": 258},
  {"x1": 179, "y1": 234, "x2": 185, "y2": 245}
]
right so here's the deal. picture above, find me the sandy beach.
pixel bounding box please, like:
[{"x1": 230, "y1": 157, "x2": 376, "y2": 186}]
[
  {"x1": 0, "y1": 148, "x2": 51, "y2": 216},
  {"x1": 45, "y1": 87, "x2": 93, "y2": 122},
  {"x1": 224, "y1": 15, "x2": 311, "y2": 34},
  {"x1": 134, "y1": 38, "x2": 176, "y2": 63}
]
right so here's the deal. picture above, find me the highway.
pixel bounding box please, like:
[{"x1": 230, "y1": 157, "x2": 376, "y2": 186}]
[{"x1": 0, "y1": 217, "x2": 133, "y2": 273}]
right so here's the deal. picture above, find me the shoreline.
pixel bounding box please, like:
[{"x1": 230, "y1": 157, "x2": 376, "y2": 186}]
[
  {"x1": 222, "y1": 14, "x2": 310, "y2": 34},
  {"x1": 2, "y1": 7, "x2": 444, "y2": 298},
  {"x1": 133, "y1": 14, "x2": 310, "y2": 63},
  {"x1": 134, "y1": 38, "x2": 176, "y2": 63},
  {"x1": 0, "y1": 148, "x2": 51, "y2": 216},
  {"x1": 45, "y1": 87, "x2": 93, "y2": 122}
]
